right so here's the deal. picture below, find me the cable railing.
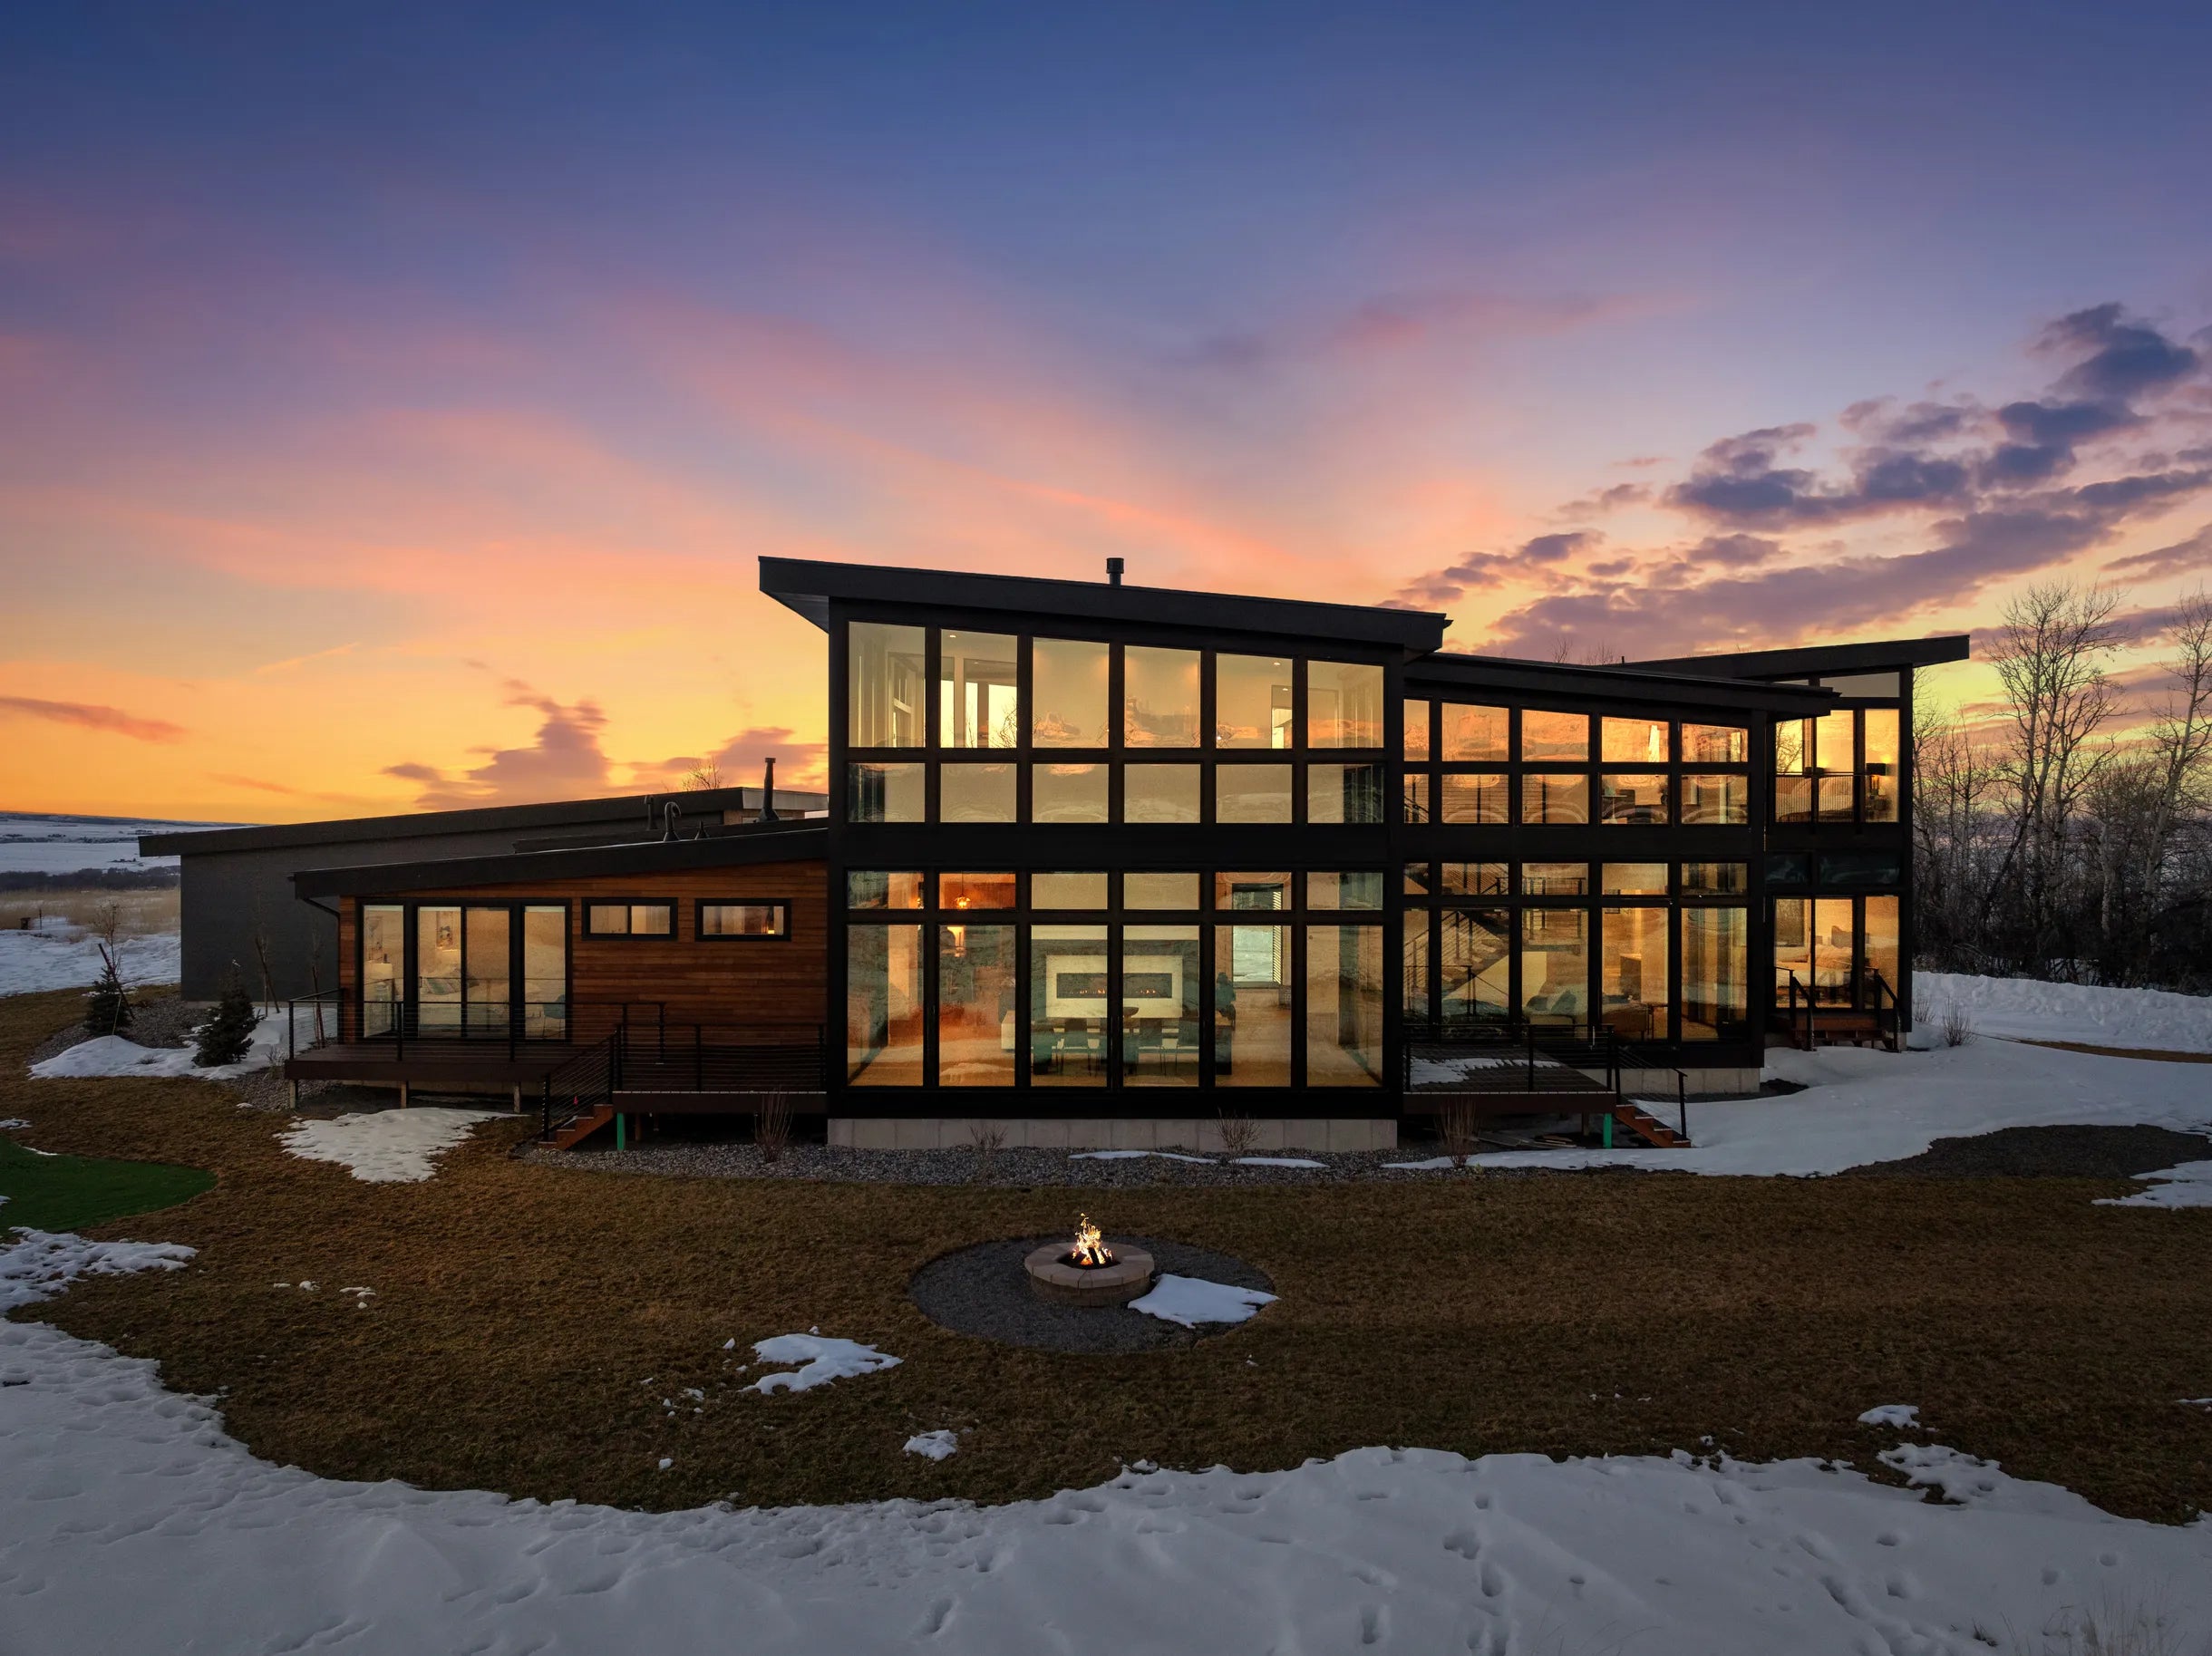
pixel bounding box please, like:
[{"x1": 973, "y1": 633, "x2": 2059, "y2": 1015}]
[
  {"x1": 1402, "y1": 1012, "x2": 1693, "y2": 1146},
  {"x1": 284, "y1": 993, "x2": 671, "y2": 1063}
]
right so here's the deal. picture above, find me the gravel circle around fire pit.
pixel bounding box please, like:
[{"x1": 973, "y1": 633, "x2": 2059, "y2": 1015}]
[{"x1": 909, "y1": 1235, "x2": 1275, "y2": 1353}]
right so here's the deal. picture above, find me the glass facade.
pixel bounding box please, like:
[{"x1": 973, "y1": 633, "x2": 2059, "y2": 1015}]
[
  {"x1": 1032, "y1": 637, "x2": 1109, "y2": 747},
  {"x1": 1216, "y1": 654, "x2": 1293, "y2": 748},
  {"x1": 1307, "y1": 661, "x2": 1385, "y2": 749},
  {"x1": 938, "y1": 631, "x2": 1019, "y2": 749},
  {"x1": 1125, "y1": 645, "x2": 1200, "y2": 747},
  {"x1": 849, "y1": 622, "x2": 925, "y2": 748},
  {"x1": 849, "y1": 925, "x2": 924, "y2": 1084}
]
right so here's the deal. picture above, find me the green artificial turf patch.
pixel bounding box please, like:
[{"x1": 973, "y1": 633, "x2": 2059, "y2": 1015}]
[{"x1": 0, "y1": 1135, "x2": 214, "y2": 1233}]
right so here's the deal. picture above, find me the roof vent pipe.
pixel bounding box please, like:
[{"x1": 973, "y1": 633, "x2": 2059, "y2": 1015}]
[
  {"x1": 1106, "y1": 557, "x2": 1124, "y2": 586},
  {"x1": 661, "y1": 799, "x2": 682, "y2": 842},
  {"x1": 760, "y1": 756, "x2": 780, "y2": 823}
]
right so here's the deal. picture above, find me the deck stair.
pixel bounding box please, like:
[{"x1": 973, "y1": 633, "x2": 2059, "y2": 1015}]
[
  {"x1": 1611, "y1": 1101, "x2": 1687, "y2": 1148},
  {"x1": 547, "y1": 1103, "x2": 616, "y2": 1149}
]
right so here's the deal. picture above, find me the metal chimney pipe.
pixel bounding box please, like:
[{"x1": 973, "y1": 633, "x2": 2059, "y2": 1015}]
[
  {"x1": 760, "y1": 756, "x2": 780, "y2": 822},
  {"x1": 1106, "y1": 557, "x2": 1124, "y2": 586}
]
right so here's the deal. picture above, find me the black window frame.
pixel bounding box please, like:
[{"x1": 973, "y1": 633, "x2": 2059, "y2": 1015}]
[
  {"x1": 582, "y1": 897, "x2": 676, "y2": 939},
  {"x1": 694, "y1": 898, "x2": 794, "y2": 941}
]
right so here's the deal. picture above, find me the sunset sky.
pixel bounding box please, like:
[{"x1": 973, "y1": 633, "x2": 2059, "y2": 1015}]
[{"x1": 4, "y1": 2, "x2": 2209, "y2": 822}]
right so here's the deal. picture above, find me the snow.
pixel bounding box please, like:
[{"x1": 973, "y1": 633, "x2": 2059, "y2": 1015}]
[
  {"x1": 1858, "y1": 1404, "x2": 1921, "y2": 1428},
  {"x1": 1130, "y1": 1273, "x2": 1278, "y2": 1328},
  {"x1": 278, "y1": 1108, "x2": 503, "y2": 1183},
  {"x1": 1392, "y1": 1038, "x2": 2212, "y2": 1179},
  {"x1": 0, "y1": 1119, "x2": 28, "y2": 1130},
  {"x1": 746, "y1": 1333, "x2": 902, "y2": 1395},
  {"x1": 29, "y1": 1007, "x2": 298, "y2": 1080},
  {"x1": 5, "y1": 1268, "x2": 2212, "y2": 1656},
  {"x1": 1916, "y1": 970, "x2": 2212, "y2": 1053},
  {"x1": 0, "y1": 926, "x2": 180, "y2": 998},
  {"x1": 2096, "y1": 1158, "x2": 2212, "y2": 1209},
  {"x1": 0, "y1": 811, "x2": 227, "y2": 876},
  {"x1": 904, "y1": 1430, "x2": 959, "y2": 1461},
  {"x1": 1070, "y1": 1149, "x2": 1214, "y2": 1164},
  {"x1": 0, "y1": 1228, "x2": 196, "y2": 1314},
  {"x1": 1232, "y1": 1156, "x2": 1326, "y2": 1168}
]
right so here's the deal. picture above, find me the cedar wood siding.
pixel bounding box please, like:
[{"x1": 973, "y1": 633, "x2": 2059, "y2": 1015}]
[{"x1": 337, "y1": 859, "x2": 829, "y2": 1027}]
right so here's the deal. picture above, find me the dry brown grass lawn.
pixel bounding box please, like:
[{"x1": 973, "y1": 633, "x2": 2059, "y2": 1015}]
[
  {"x1": 5, "y1": 986, "x2": 2209, "y2": 1522},
  {"x1": 0, "y1": 886, "x2": 179, "y2": 937}
]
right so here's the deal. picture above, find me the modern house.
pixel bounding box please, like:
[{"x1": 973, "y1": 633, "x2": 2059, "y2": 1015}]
[{"x1": 268, "y1": 557, "x2": 1965, "y2": 1152}]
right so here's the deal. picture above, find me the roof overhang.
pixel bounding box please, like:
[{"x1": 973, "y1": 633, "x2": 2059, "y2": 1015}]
[
  {"x1": 1406, "y1": 654, "x2": 1838, "y2": 714},
  {"x1": 1624, "y1": 635, "x2": 1971, "y2": 680},
  {"x1": 291, "y1": 822, "x2": 830, "y2": 899},
  {"x1": 759, "y1": 556, "x2": 1449, "y2": 655}
]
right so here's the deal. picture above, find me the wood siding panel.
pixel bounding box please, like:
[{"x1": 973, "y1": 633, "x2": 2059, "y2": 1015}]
[{"x1": 338, "y1": 861, "x2": 828, "y2": 1029}]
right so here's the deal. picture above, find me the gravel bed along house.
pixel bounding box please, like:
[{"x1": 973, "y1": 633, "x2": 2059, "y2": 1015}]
[
  {"x1": 1839, "y1": 1123, "x2": 2212, "y2": 1180},
  {"x1": 513, "y1": 1138, "x2": 1513, "y2": 1187},
  {"x1": 908, "y1": 1235, "x2": 1275, "y2": 1353}
]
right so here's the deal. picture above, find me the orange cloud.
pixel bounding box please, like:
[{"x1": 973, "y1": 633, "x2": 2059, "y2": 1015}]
[{"x1": 0, "y1": 694, "x2": 186, "y2": 743}]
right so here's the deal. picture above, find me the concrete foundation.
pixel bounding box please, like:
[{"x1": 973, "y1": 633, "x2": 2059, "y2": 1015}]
[{"x1": 828, "y1": 1117, "x2": 1399, "y2": 1152}]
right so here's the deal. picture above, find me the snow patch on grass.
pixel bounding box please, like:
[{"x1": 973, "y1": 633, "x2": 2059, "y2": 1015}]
[
  {"x1": 2096, "y1": 1158, "x2": 2212, "y2": 1209},
  {"x1": 1130, "y1": 1273, "x2": 1277, "y2": 1328},
  {"x1": 1916, "y1": 970, "x2": 2212, "y2": 1053},
  {"x1": 0, "y1": 1228, "x2": 194, "y2": 1313},
  {"x1": 278, "y1": 1109, "x2": 502, "y2": 1184},
  {"x1": 903, "y1": 1429, "x2": 958, "y2": 1461},
  {"x1": 30, "y1": 1008, "x2": 297, "y2": 1080},
  {"x1": 1857, "y1": 1403, "x2": 1920, "y2": 1428},
  {"x1": 745, "y1": 1333, "x2": 901, "y2": 1395}
]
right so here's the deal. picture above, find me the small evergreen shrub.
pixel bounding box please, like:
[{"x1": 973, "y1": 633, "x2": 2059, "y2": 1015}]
[
  {"x1": 195, "y1": 965, "x2": 259, "y2": 1068},
  {"x1": 84, "y1": 943, "x2": 133, "y2": 1037}
]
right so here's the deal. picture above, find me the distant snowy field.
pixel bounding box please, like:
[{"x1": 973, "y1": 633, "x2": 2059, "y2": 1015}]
[
  {"x1": 1917, "y1": 969, "x2": 2212, "y2": 1053},
  {"x1": 0, "y1": 809, "x2": 228, "y2": 876},
  {"x1": 0, "y1": 920, "x2": 180, "y2": 998}
]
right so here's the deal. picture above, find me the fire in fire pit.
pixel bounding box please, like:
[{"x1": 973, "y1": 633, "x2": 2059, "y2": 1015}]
[
  {"x1": 1025, "y1": 1216, "x2": 1155, "y2": 1306},
  {"x1": 1068, "y1": 1214, "x2": 1113, "y2": 1268}
]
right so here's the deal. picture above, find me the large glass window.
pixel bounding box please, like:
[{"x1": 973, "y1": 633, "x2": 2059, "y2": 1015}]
[
  {"x1": 1033, "y1": 871, "x2": 1109, "y2": 908},
  {"x1": 1864, "y1": 896, "x2": 1901, "y2": 1002},
  {"x1": 1307, "y1": 661, "x2": 1384, "y2": 748},
  {"x1": 1602, "y1": 717, "x2": 1670, "y2": 763},
  {"x1": 1522, "y1": 711, "x2": 1589, "y2": 760},
  {"x1": 363, "y1": 904, "x2": 403, "y2": 1036},
  {"x1": 1306, "y1": 925, "x2": 1383, "y2": 1085},
  {"x1": 1403, "y1": 698, "x2": 1431, "y2": 761},
  {"x1": 848, "y1": 925, "x2": 924, "y2": 1085},
  {"x1": 1598, "y1": 773, "x2": 1669, "y2": 825},
  {"x1": 1681, "y1": 907, "x2": 1749, "y2": 1041},
  {"x1": 1214, "y1": 870, "x2": 1291, "y2": 911},
  {"x1": 416, "y1": 905, "x2": 461, "y2": 1033},
  {"x1": 938, "y1": 630, "x2": 1018, "y2": 749},
  {"x1": 1441, "y1": 703, "x2": 1509, "y2": 761},
  {"x1": 937, "y1": 922, "x2": 1014, "y2": 1087},
  {"x1": 1440, "y1": 909, "x2": 1510, "y2": 1022},
  {"x1": 1863, "y1": 708, "x2": 1900, "y2": 823},
  {"x1": 1308, "y1": 763, "x2": 1385, "y2": 824},
  {"x1": 1601, "y1": 863, "x2": 1668, "y2": 896},
  {"x1": 1402, "y1": 773, "x2": 1431, "y2": 823},
  {"x1": 849, "y1": 761, "x2": 925, "y2": 823},
  {"x1": 1774, "y1": 896, "x2": 1855, "y2": 1005},
  {"x1": 1520, "y1": 908, "x2": 1589, "y2": 1027},
  {"x1": 1307, "y1": 870, "x2": 1384, "y2": 910},
  {"x1": 1403, "y1": 912, "x2": 1432, "y2": 1024},
  {"x1": 1600, "y1": 906, "x2": 1670, "y2": 1040},
  {"x1": 1031, "y1": 924, "x2": 1108, "y2": 1086},
  {"x1": 940, "y1": 762, "x2": 1015, "y2": 822},
  {"x1": 1032, "y1": 637, "x2": 1109, "y2": 748},
  {"x1": 937, "y1": 871, "x2": 1016, "y2": 909},
  {"x1": 1123, "y1": 925, "x2": 1200, "y2": 1087},
  {"x1": 1216, "y1": 921, "x2": 1289, "y2": 1086},
  {"x1": 523, "y1": 905, "x2": 566, "y2": 1037},
  {"x1": 1125, "y1": 871, "x2": 1200, "y2": 909},
  {"x1": 1217, "y1": 764, "x2": 1293, "y2": 824},
  {"x1": 1441, "y1": 771, "x2": 1509, "y2": 824},
  {"x1": 1680, "y1": 861, "x2": 1749, "y2": 896},
  {"x1": 848, "y1": 622, "x2": 925, "y2": 748},
  {"x1": 1215, "y1": 654, "x2": 1293, "y2": 749},
  {"x1": 1816, "y1": 709, "x2": 1856, "y2": 822},
  {"x1": 1124, "y1": 645, "x2": 1199, "y2": 748},
  {"x1": 463, "y1": 907, "x2": 509, "y2": 1032},
  {"x1": 848, "y1": 871, "x2": 925, "y2": 909},
  {"x1": 1520, "y1": 861, "x2": 1589, "y2": 896},
  {"x1": 1033, "y1": 762, "x2": 1109, "y2": 823},
  {"x1": 1774, "y1": 720, "x2": 1813, "y2": 823},
  {"x1": 1441, "y1": 861, "x2": 1509, "y2": 896},
  {"x1": 1521, "y1": 772, "x2": 1590, "y2": 825},
  {"x1": 1123, "y1": 763, "x2": 1201, "y2": 823},
  {"x1": 1681, "y1": 774, "x2": 1749, "y2": 826},
  {"x1": 1683, "y1": 723, "x2": 1748, "y2": 763}
]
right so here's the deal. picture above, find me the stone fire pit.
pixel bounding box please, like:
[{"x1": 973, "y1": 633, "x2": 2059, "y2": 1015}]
[{"x1": 1024, "y1": 1215, "x2": 1155, "y2": 1306}]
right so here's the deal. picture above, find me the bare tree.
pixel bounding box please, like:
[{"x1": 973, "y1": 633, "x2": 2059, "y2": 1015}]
[
  {"x1": 681, "y1": 760, "x2": 723, "y2": 792},
  {"x1": 1911, "y1": 699, "x2": 2002, "y2": 971},
  {"x1": 1984, "y1": 582, "x2": 2125, "y2": 974}
]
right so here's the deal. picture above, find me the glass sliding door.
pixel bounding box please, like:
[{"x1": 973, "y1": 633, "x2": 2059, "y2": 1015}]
[
  {"x1": 1122, "y1": 925, "x2": 1200, "y2": 1087},
  {"x1": 1305, "y1": 925, "x2": 1382, "y2": 1086},
  {"x1": 848, "y1": 925, "x2": 924, "y2": 1085},
  {"x1": 416, "y1": 906, "x2": 462, "y2": 1033},
  {"x1": 363, "y1": 905, "x2": 403, "y2": 1036},
  {"x1": 937, "y1": 923, "x2": 1014, "y2": 1086},
  {"x1": 523, "y1": 905, "x2": 567, "y2": 1038},
  {"x1": 1031, "y1": 924, "x2": 1109, "y2": 1086},
  {"x1": 1681, "y1": 907, "x2": 1748, "y2": 1041},
  {"x1": 464, "y1": 906, "x2": 511, "y2": 1034},
  {"x1": 1217, "y1": 922, "x2": 1290, "y2": 1086}
]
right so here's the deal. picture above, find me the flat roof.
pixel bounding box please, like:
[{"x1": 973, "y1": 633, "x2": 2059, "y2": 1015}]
[
  {"x1": 759, "y1": 556, "x2": 1450, "y2": 654},
  {"x1": 292, "y1": 821, "x2": 830, "y2": 898},
  {"x1": 141, "y1": 785, "x2": 824, "y2": 857},
  {"x1": 1625, "y1": 635, "x2": 1971, "y2": 679},
  {"x1": 1407, "y1": 653, "x2": 1837, "y2": 713}
]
